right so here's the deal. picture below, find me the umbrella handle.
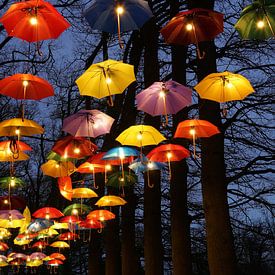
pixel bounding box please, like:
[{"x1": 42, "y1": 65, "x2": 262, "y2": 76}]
[
  {"x1": 196, "y1": 47, "x2": 205, "y2": 60},
  {"x1": 97, "y1": 228, "x2": 102, "y2": 234},
  {"x1": 147, "y1": 171, "x2": 154, "y2": 188}
]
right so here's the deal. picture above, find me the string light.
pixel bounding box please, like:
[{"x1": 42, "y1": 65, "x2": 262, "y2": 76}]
[
  {"x1": 15, "y1": 129, "x2": 20, "y2": 135},
  {"x1": 159, "y1": 90, "x2": 166, "y2": 98},
  {"x1": 257, "y1": 20, "x2": 265, "y2": 28},
  {"x1": 137, "y1": 133, "x2": 143, "y2": 140},
  {"x1": 147, "y1": 162, "x2": 154, "y2": 169}
]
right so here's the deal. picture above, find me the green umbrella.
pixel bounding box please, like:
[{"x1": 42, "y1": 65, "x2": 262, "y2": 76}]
[
  {"x1": 106, "y1": 171, "x2": 137, "y2": 188},
  {"x1": 235, "y1": 0, "x2": 275, "y2": 40},
  {"x1": 47, "y1": 151, "x2": 75, "y2": 162},
  {"x1": 63, "y1": 203, "x2": 92, "y2": 216},
  {"x1": 0, "y1": 177, "x2": 25, "y2": 188}
]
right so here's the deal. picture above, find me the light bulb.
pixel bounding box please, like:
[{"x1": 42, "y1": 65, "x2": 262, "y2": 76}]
[
  {"x1": 105, "y1": 164, "x2": 112, "y2": 171},
  {"x1": 116, "y1": 6, "x2": 124, "y2": 15},
  {"x1": 4, "y1": 199, "x2": 8, "y2": 204},
  {"x1": 147, "y1": 162, "x2": 154, "y2": 169},
  {"x1": 72, "y1": 209, "x2": 78, "y2": 215},
  {"x1": 190, "y1": 128, "x2": 196, "y2": 136},
  {"x1": 167, "y1": 152, "x2": 172, "y2": 159},
  {"x1": 159, "y1": 91, "x2": 165, "y2": 98},
  {"x1": 226, "y1": 82, "x2": 233, "y2": 89},
  {"x1": 99, "y1": 216, "x2": 105, "y2": 221},
  {"x1": 257, "y1": 20, "x2": 265, "y2": 29},
  {"x1": 186, "y1": 23, "x2": 193, "y2": 31},
  {"x1": 22, "y1": 80, "x2": 29, "y2": 87},
  {"x1": 137, "y1": 133, "x2": 143, "y2": 140},
  {"x1": 15, "y1": 129, "x2": 20, "y2": 135},
  {"x1": 10, "y1": 179, "x2": 15, "y2": 187},
  {"x1": 74, "y1": 148, "x2": 80, "y2": 154},
  {"x1": 89, "y1": 165, "x2": 94, "y2": 171},
  {"x1": 106, "y1": 77, "x2": 112, "y2": 84},
  {"x1": 29, "y1": 16, "x2": 38, "y2": 25},
  {"x1": 119, "y1": 177, "x2": 124, "y2": 182},
  {"x1": 45, "y1": 214, "x2": 50, "y2": 220},
  {"x1": 55, "y1": 164, "x2": 60, "y2": 168}
]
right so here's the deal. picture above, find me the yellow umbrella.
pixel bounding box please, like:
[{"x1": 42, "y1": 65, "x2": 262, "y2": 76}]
[
  {"x1": 0, "y1": 118, "x2": 44, "y2": 137},
  {"x1": 76, "y1": 59, "x2": 136, "y2": 105},
  {"x1": 50, "y1": 222, "x2": 69, "y2": 230},
  {"x1": 116, "y1": 125, "x2": 166, "y2": 152},
  {"x1": 39, "y1": 228, "x2": 59, "y2": 236},
  {"x1": 14, "y1": 238, "x2": 30, "y2": 246},
  {"x1": 19, "y1": 207, "x2": 31, "y2": 234},
  {"x1": 72, "y1": 188, "x2": 98, "y2": 199},
  {"x1": 0, "y1": 219, "x2": 25, "y2": 228},
  {"x1": 0, "y1": 261, "x2": 8, "y2": 267},
  {"x1": 50, "y1": 241, "x2": 70, "y2": 249},
  {"x1": 41, "y1": 160, "x2": 75, "y2": 178},
  {"x1": 95, "y1": 195, "x2": 127, "y2": 207},
  {"x1": 194, "y1": 71, "x2": 254, "y2": 103},
  {"x1": 0, "y1": 228, "x2": 11, "y2": 239},
  {"x1": 26, "y1": 259, "x2": 43, "y2": 267}
]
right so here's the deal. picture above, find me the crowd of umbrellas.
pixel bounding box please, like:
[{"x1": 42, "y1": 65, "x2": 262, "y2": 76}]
[{"x1": 0, "y1": 0, "x2": 273, "y2": 272}]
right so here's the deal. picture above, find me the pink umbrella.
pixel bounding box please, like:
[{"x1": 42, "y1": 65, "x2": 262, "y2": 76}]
[
  {"x1": 136, "y1": 80, "x2": 192, "y2": 125},
  {"x1": 62, "y1": 110, "x2": 115, "y2": 138}
]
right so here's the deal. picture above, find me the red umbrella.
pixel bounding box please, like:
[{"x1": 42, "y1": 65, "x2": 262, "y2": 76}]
[
  {"x1": 58, "y1": 177, "x2": 73, "y2": 201},
  {"x1": 48, "y1": 259, "x2": 63, "y2": 266},
  {"x1": 0, "y1": 196, "x2": 26, "y2": 210},
  {"x1": 52, "y1": 136, "x2": 97, "y2": 159},
  {"x1": 147, "y1": 144, "x2": 190, "y2": 179},
  {"x1": 49, "y1": 253, "x2": 66, "y2": 261},
  {"x1": 58, "y1": 232, "x2": 79, "y2": 241},
  {"x1": 60, "y1": 215, "x2": 82, "y2": 223},
  {"x1": 174, "y1": 119, "x2": 220, "y2": 157},
  {"x1": 32, "y1": 241, "x2": 48, "y2": 249},
  {"x1": 87, "y1": 210, "x2": 115, "y2": 222},
  {"x1": 80, "y1": 219, "x2": 104, "y2": 229},
  {"x1": 160, "y1": 8, "x2": 223, "y2": 58},
  {"x1": 0, "y1": 0, "x2": 70, "y2": 42},
  {"x1": 32, "y1": 207, "x2": 64, "y2": 220},
  {"x1": 0, "y1": 242, "x2": 9, "y2": 251}
]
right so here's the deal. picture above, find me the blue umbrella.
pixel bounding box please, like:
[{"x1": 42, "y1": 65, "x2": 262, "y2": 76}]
[
  {"x1": 129, "y1": 159, "x2": 165, "y2": 174},
  {"x1": 102, "y1": 146, "x2": 139, "y2": 160},
  {"x1": 27, "y1": 219, "x2": 54, "y2": 233},
  {"x1": 84, "y1": 0, "x2": 154, "y2": 47}
]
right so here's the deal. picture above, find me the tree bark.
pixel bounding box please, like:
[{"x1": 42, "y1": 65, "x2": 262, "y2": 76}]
[{"x1": 188, "y1": 1, "x2": 238, "y2": 274}]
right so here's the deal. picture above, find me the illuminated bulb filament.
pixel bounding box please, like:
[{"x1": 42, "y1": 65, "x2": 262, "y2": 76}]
[
  {"x1": 190, "y1": 128, "x2": 196, "y2": 136},
  {"x1": 137, "y1": 133, "x2": 143, "y2": 140},
  {"x1": 72, "y1": 209, "x2": 78, "y2": 215},
  {"x1": 15, "y1": 129, "x2": 20, "y2": 135},
  {"x1": 147, "y1": 162, "x2": 154, "y2": 169},
  {"x1": 29, "y1": 16, "x2": 38, "y2": 25},
  {"x1": 167, "y1": 152, "x2": 172, "y2": 159},
  {"x1": 106, "y1": 77, "x2": 112, "y2": 84},
  {"x1": 159, "y1": 90, "x2": 165, "y2": 98},
  {"x1": 45, "y1": 214, "x2": 50, "y2": 219},
  {"x1": 55, "y1": 164, "x2": 60, "y2": 168},
  {"x1": 22, "y1": 80, "x2": 29, "y2": 87},
  {"x1": 74, "y1": 148, "x2": 80, "y2": 154},
  {"x1": 3, "y1": 199, "x2": 8, "y2": 204},
  {"x1": 257, "y1": 20, "x2": 265, "y2": 28},
  {"x1": 186, "y1": 23, "x2": 193, "y2": 31},
  {"x1": 116, "y1": 6, "x2": 124, "y2": 15},
  {"x1": 226, "y1": 82, "x2": 233, "y2": 89},
  {"x1": 105, "y1": 164, "x2": 112, "y2": 171},
  {"x1": 10, "y1": 179, "x2": 15, "y2": 187}
]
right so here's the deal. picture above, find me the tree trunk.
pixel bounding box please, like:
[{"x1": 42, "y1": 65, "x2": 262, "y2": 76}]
[
  {"x1": 188, "y1": 1, "x2": 238, "y2": 274},
  {"x1": 142, "y1": 17, "x2": 164, "y2": 275},
  {"x1": 170, "y1": 1, "x2": 193, "y2": 274}
]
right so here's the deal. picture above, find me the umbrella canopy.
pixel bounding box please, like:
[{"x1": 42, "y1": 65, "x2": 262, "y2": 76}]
[
  {"x1": 72, "y1": 188, "x2": 98, "y2": 199},
  {"x1": 60, "y1": 215, "x2": 82, "y2": 223},
  {"x1": 106, "y1": 171, "x2": 137, "y2": 188},
  {"x1": 51, "y1": 222, "x2": 69, "y2": 230},
  {"x1": 0, "y1": 242, "x2": 9, "y2": 251},
  {"x1": 0, "y1": 196, "x2": 26, "y2": 210},
  {"x1": 33, "y1": 207, "x2": 64, "y2": 220},
  {"x1": 32, "y1": 241, "x2": 48, "y2": 249},
  {"x1": 0, "y1": 150, "x2": 29, "y2": 162},
  {"x1": 58, "y1": 232, "x2": 79, "y2": 241},
  {"x1": 0, "y1": 177, "x2": 25, "y2": 189},
  {"x1": 0, "y1": 0, "x2": 70, "y2": 42},
  {"x1": 0, "y1": 74, "x2": 54, "y2": 100},
  {"x1": 87, "y1": 210, "x2": 115, "y2": 221},
  {"x1": 116, "y1": 125, "x2": 166, "y2": 147},
  {"x1": 102, "y1": 147, "x2": 140, "y2": 160},
  {"x1": 0, "y1": 118, "x2": 44, "y2": 137},
  {"x1": 95, "y1": 195, "x2": 127, "y2": 207},
  {"x1": 26, "y1": 259, "x2": 43, "y2": 267},
  {"x1": 194, "y1": 71, "x2": 254, "y2": 103},
  {"x1": 47, "y1": 151, "x2": 75, "y2": 162},
  {"x1": 76, "y1": 60, "x2": 136, "y2": 103},
  {"x1": 0, "y1": 140, "x2": 32, "y2": 152},
  {"x1": 41, "y1": 160, "x2": 75, "y2": 178},
  {"x1": 58, "y1": 177, "x2": 73, "y2": 201},
  {"x1": 136, "y1": 81, "x2": 192, "y2": 124},
  {"x1": 79, "y1": 219, "x2": 104, "y2": 229},
  {"x1": 27, "y1": 219, "x2": 54, "y2": 233},
  {"x1": 62, "y1": 109, "x2": 115, "y2": 138},
  {"x1": 235, "y1": 0, "x2": 275, "y2": 40},
  {"x1": 128, "y1": 158, "x2": 165, "y2": 174},
  {"x1": 48, "y1": 259, "x2": 64, "y2": 266},
  {"x1": 50, "y1": 241, "x2": 70, "y2": 249},
  {"x1": 63, "y1": 203, "x2": 92, "y2": 216},
  {"x1": 52, "y1": 136, "x2": 97, "y2": 159},
  {"x1": 160, "y1": 8, "x2": 223, "y2": 58},
  {"x1": 77, "y1": 162, "x2": 105, "y2": 174},
  {"x1": 48, "y1": 253, "x2": 66, "y2": 261}
]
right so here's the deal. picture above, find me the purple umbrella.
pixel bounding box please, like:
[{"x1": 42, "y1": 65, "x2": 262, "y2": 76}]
[
  {"x1": 136, "y1": 80, "x2": 192, "y2": 125},
  {"x1": 30, "y1": 252, "x2": 47, "y2": 260},
  {"x1": 0, "y1": 210, "x2": 24, "y2": 220},
  {"x1": 62, "y1": 110, "x2": 115, "y2": 138}
]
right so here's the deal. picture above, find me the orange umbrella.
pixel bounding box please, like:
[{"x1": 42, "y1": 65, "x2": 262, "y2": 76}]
[
  {"x1": 32, "y1": 241, "x2": 48, "y2": 250},
  {"x1": 0, "y1": 140, "x2": 32, "y2": 152},
  {"x1": 87, "y1": 210, "x2": 115, "y2": 222},
  {"x1": 49, "y1": 253, "x2": 66, "y2": 261},
  {"x1": 0, "y1": 242, "x2": 8, "y2": 251},
  {"x1": 57, "y1": 177, "x2": 73, "y2": 201},
  {"x1": 33, "y1": 207, "x2": 64, "y2": 220},
  {"x1": 174, "y1": 119, "x2": 220, "y2": 157},
  {"x1": 58, "y1": 232, "x2": 79, "y2": 241}
]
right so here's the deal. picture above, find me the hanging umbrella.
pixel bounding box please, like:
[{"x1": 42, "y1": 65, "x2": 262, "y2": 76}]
[
  {"x1": 160, "y1": 8, "x2": 223, "y2": 58},
  {"x1": 19, "y1": 206, "x2": 32, "y2": 234},
  {"x1": 72, "y1": 188, "x2": 98, "y2": 199},
  {"x1": 0, "y1": 255, "x2": 7, "y2": 262},
  {"x1": 235, "y1": 0, "x2": 275, "y2": 40},
  {"x1": 50, "y1": 241, "x2": 69, "y2": 249},
  {"x1": 0, "y1": 177, "x2": 25, "y2": 189},
  {"x1": 0, "y1": 0, "x2": 70, "y2": 42},
  {"x1": 27, "y1": 219, "x2": 54, "y2": 233},
  {"x1": 0, "y1": 196, "x2": 26, "y2": 210},
  {"x1": 48, "y1": 253, "x2": 66, "y2": 261},
  {"x1": 76, "y1": 60, "x2": 135, "y2": 105},
  {"x1": 60, "y1": 215, "x2": 82, "y2": 223},
  {"x1": 84, "y1": 0, "x2": 153, "y2": 48},
  {"x1": 58, "y1": 176, "x2": 73, "y2": 201},
  {"x1": 95, "y1": 195, "x2": 127, "y2": 207},
  {"x1": 32, "y1": 241, "x2": 48, "y2": 250},
  {"x1": 50, "y1": 222, "x2": 69, "y2": 230},
  {"x1": 62, "y1": 110, "x2": 115, "y2": 137},
  {"x1": 26, "y1": 259, "x2": 43, "y2": 267},
  {"x1": 0, "y1": 140, "x2": 32, "y2": 152},
  {"x1": 14, "y1": 239, "x2": 30, "y2": 246},
  {"x1": 106, "y1": 171, "x2": 137, "y2": 188},
  {"x1": 52, "y1": 136, "x2": 97, "y2": 159},
  {"x1": 0, "y1": 228, "x2": 11, "y2": 239},
  {"x1": 41, "y1": 160, "x2": 75, "y2": 178},
  {"x1": 0, "y1": 150, "x2": 29, "y2": 162},
  {"x1": 194, "y1": 71, "x2": 254, "y2": 103},
  {"x1": 128, "y1": 158, "x2": 165, "y2": 174},
  {"x1": 79, "y1": 219, "x2": 103, "y2": 229},
  {"x1": 9, "y1": 253, "x2": 27, "y2": 261},
  {"x1": 33, "y1": 207, "x2": 64, "y2": 220},
  {"x1": 47, "y1": 151, "x2": 75, "y2": 162},
  {"x1": 0, "y1": 118, "x2": 44, "y2": 137},
  {"x1": 147, "y1": 144, "x2": 190, "y2": 179},
  {"x1": 63, "y1": 203, "x2": 92, "y2": 216},
  {"x1": 174, "y1": 119, "x2": 220, "y2": 157},
  {"x1": 87, "y1": 210, "x2": 115, "y2": 222},
  {"x1": 0, "y1": 242, "x2": 8, "y2": 251},
  {"x1": 136, "y1": 81, "x2": 192, "y2": 125},
  {"x1": 58, "y1": 232, "x2": 79, "y2": 241}
]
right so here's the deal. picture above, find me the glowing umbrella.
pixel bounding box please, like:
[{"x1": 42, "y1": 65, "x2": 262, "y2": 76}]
[
  {"x1": 174, "y1": 119, "x2": 220, "y2": 157},
  {"x1": 0, "y1": 196, "x2": 26, "y2": 210},
  {"x1": 19, "y1": 206, "x2": 32, "y2": 234},
  {"x1": 48, "y1": 253, "x2": 66, "y2": 261},
  {"x1": 60, "y1": 215, "x2": 82, "y2": 223},
  {"x1": 58, "y1": 176, "x2": 73, "y2": 201},
  {"x1": 160, "y1": 8, "x2": 223, "y2": 58},
  {"x1": 76, "y1": 60, "x2": 136, "y2": 105},
  {"x1": 41, "y1": 160, "x2": 75, "y2": 178},
  {"x1": 63, "y1": 203, "x2": 92, "y2": 216},
  {"x1": 50, "y1": 222, "x2": 69, "y2": 230},
  {"x1": 235, "y1": 0, "x2": 275, "y2": 39},
  {"x1": 194, "y1": 71, "x2": 254, "y2": 103},
  {"x1": 32, "y1": 241, "x2": 48, "y2": 250},
  {"x1": 72, "y1": 188, "x2": 98, "y2": 199},
  {"x1": 87, "y1": 210, "x2": 115, "y2": 222},
  {"x1": 0, "y1": 150, "x2": 29, "y2": 162},
  {"x1": 0, "y1": 242, "x2": 8, "y2": 251},
  {"x1": 50, "y1": 241, "x2": 69, "y2": 253},
  {"x1": 0, "y1": 0, "x2": 70, "y2": 42},
  {"x1": 33, "y1": 207, "x2": 64, "y2": 220},
  {"x1": 26, "y1": 259, "x2": 43, "y2": 267},
  {"x1": 62, "y1": 109, "x2": 115, "y2": 137},
  {"x1": 47, "y1": 151, "x2": 75, "y2": 162},
  {"x1": 95, "y1": 195, "x2": 127, "y2": 207},
  {"x1": 136, "y1": 81, "x2": 192, "y2": 125},
  {"x1": 0, "y1": 177, "x2": 25, "y2": 189},
  {"x1": 27, "y1": 219, "x2": 54, "y2": 233},
  {"x1": 58, "y1": 232, "x2": 79, "y2": 241}
]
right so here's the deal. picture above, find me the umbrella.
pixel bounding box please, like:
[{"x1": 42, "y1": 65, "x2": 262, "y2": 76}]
[
  {"x1": 27, "y1": 219, "x2": 54, "y2": 233},
  {"x1": 58, "y1": 232, "x2": 79, "y2": 241},
  {"x1": 48, "y1": 253, "x2": 66, "y2": 261},
  {"x1": 0, "y1": 0, "x2": 70, "y2": 42},
  {"x1": 160, "y1": 8, "x2": 223, "y2": 58},
  {"x1": 76, "y1": 60, "x2": 135, "y2": 105},
  {"x1": 79, "y1": 219, "x2": 103, "y2": 229},
  {"x1": 0, "y1": 177, "x2": 24, "y2": 189},
  {"x1": 41, "y1": 160, "x2": 75, "y2": 178},
  {"x1": 47, "y1": 151, "x2": 75, "y2": 162},
  {"x1": 87, "y1": 210, "x2": 116, "y2": 222},
  {"x1": 95, "y1": 195, "x2": 127, "y2": 207},
  {"x1": 62, "y1": 110, "x2": 115, "y2": 137},
  {"x1": 19, "y1": 207, "x2": 32, "y2": 234},
  {"x1": 58, "y1": 176, "x2": 73, "y2": 201},
  {"x1": 0, "y1": 140, "x2": 32, "y2": 152},
  {"x1": 0, "y1": 255, "x2": 7, "y2": 262},
  {"x1": 72, "y1": 188, "x2": 98, "y2": 199},
  {"x1": 136, "y1": 81, "x2": 192, "y2": 124},
  {"x1": 50, "y1": 222, "x2": 69, "y2": 230},
  {"x1": 38, "y1": 227, "x2": 59, "y2": 237},
  {"x1": 84, "y1": 0, "x2": 153, "y2": 48},
  {"x1": 14, "y1": 239, "x2": 30, "y2": 246},
  {"x1": 30, "y1": 253, "x2": 47, "y2": 261},
  {"x1": 147, "y1": 144, "x2": 190, "y2": 179},
  {"x1": 194, "y1": 71, "x2": 254, "y2": 103},
  {"x1": 0, "y1": 118, "x2": 44, "y2": 138},
  {"x1": 0, "y1": 228, "x2": 11, "y2": 239},
  {"x1": 235, "y1": 0, "x2": 275, "y2": 40},
  {"x1": 60, "y1": 215, "x2": 82, "y2": 223},
  {"x1": 63, "y1": 203, "x2": 92, "y2": 216},
  {"x1": 32, "y1": 241, "x2": 48, "y2": 250},
  {"x1": 33, "y1": 207, "x2": 64, "y2": 220},
  {"x1": 174, "y1": 119, "x2": 220, "y2": 157},
  {"x1": 52, "y1": 135, "x2": 97, "y2": 159},
  {"x1": 0, "y1": 242, "x2": 8, "y2": 251},
  {"x1": 26, "y1": 259, "x2": 43, "y2": 267},
  {"x1": 0, "y1": 196, "x2": 26, "y2": 210},
  {"x1": 48, "y1": 259, "x2": 63, "y2": 266},
  {"x1": 0, "y1": 150, "x2": 29, "y2": 162},
  {"x1": 106, "y1": 171, "x2": 137, "y2": 188},
  {"x1": 128, "y1": 158, "x2": 165, "y2": 174},
  {"x1": 50, "y1": 241, "x2": 69, "y2": 250}
]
